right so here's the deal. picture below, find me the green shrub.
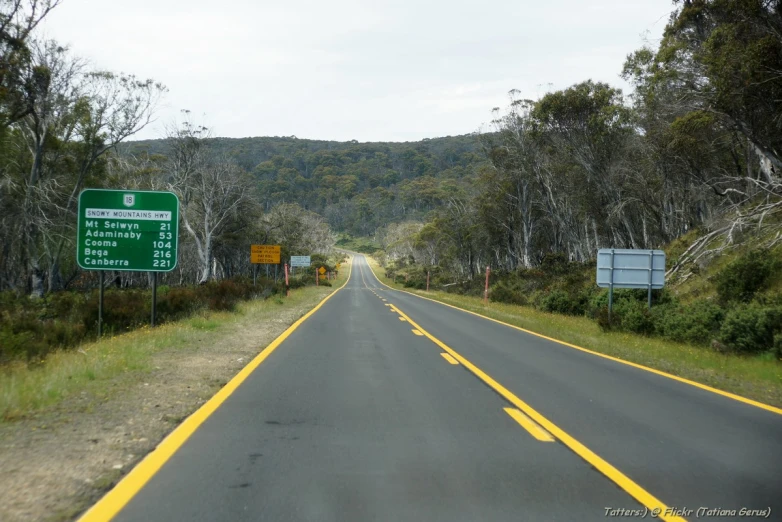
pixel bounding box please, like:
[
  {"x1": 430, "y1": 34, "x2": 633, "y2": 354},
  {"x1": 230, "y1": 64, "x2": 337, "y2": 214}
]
[
  {"x1": 0, "y1": 277, "x2": 270, "y2": 364},
  {"x1": 714, "y1": 250, "x2": 779, "y2": 304},
  {"x1": 718, "y1": 303, "x2": 782, "y2": 354},
  {"x1": 540, "y1": 289, "x2": 587, "y2": 316},
  {"x1": 490, "y1": 280, "x2": 528, "y2": 305},
  {"x1": 0, "y1": 327, "x2": 36, "y2": 363},
  {"x1": 652, "y1": 300, "x2": 725, "y2": 345},
  {"x1": 157, "y1": 287, "x2": 202, "y2": 321},
  {"x1": 614, "y1": 299, "x2": 656, "y2": 335}
]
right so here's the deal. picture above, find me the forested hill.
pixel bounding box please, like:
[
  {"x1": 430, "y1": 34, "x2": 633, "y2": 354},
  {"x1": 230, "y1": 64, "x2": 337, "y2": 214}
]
[{"x1": 122, "y1": 134, "x2": 488, "y2": 236}]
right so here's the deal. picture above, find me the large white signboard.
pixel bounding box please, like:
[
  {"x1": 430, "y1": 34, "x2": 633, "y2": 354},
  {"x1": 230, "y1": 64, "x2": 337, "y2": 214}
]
[{"x1": 596, "y1": 249, "x2": 666, "y2": 289}]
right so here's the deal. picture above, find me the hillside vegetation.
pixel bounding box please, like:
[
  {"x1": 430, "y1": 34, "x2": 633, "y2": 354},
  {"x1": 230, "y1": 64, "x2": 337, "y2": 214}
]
[{"x1": 122, "y1": 133, "x2": 487, "y2": 238}]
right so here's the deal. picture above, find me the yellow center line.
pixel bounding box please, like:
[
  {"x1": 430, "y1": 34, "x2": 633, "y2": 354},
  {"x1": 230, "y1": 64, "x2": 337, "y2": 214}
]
[
  {"x1": 504, "y1": 407, "x2": 554, "y2": 442},
  {"x1": 389, "y1": 302, "x2": 685, "y2": 522},
  {"x1": 362, "y1": 255, "x2": 782, "y2": 417},
  {"x1": 440, "y1": 352, "x2": 459, "y2": 365},
  {"x1": 411, "y1": 329, "x2": 424, "y2": 336}
]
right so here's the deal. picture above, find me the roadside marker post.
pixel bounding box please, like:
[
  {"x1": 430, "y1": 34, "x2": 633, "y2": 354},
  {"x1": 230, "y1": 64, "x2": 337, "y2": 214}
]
[
  {"x1": 484, "y1": 265, "x2": 490, "y2": 304},
  {"x1": 316, "y1": 268, "x2": 319, "y2": 286},
  {"x1": 284, "y1": 263, "x2": 290, "y2": 297},
  {"x1": 426, "y1": 271, "x2": 430, "y2": 292}
]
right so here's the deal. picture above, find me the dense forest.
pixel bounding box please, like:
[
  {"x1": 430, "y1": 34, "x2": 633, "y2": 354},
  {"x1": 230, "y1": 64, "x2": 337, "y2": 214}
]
[
  {"x1": 121, "y1": 133, "x2": 486, "y2": 237},
  {"x1": 1, "y1": 0, "x2": 781, "y2": 357}
]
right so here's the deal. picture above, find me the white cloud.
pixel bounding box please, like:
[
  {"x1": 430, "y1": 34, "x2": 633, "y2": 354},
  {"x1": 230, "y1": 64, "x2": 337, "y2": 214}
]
[{"x1": 39, "y1": 0, "x2": 674, "y2": 142}]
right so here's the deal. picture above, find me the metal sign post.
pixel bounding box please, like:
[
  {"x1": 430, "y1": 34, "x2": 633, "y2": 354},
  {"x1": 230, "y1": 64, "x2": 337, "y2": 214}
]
[
  {"x1": 609, "y1": 250, "x2": 615, "y2": 319},
  {"x1": 151, "y1": 272, "x2": 157, "y2": 327},
  {"x1": 98, "y1": 271, "x2": 104, "y2": 337},
  {"x1": 284, "y1": 263, "x2": 289, "y2": 297}
]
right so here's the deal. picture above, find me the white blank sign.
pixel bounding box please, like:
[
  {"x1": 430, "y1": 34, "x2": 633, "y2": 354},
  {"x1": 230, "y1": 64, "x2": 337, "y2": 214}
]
[{"x1": 596, "y1": 249, "x2": 665, "y2": 289}]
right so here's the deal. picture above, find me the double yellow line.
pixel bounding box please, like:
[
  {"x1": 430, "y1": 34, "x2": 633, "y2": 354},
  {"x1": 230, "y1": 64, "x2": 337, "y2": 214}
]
[{"x1": 367, "y1": 257, "x2": 686, "y2": 522}]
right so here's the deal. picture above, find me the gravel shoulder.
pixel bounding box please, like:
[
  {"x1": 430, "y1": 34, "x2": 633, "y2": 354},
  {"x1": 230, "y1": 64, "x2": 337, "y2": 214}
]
[{"x1": 0, "y1": 285, "x2": 337, "y2": 522}]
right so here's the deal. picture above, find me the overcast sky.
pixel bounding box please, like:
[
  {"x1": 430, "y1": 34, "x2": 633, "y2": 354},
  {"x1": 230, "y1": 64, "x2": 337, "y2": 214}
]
[{"x1": 40, "y1": 0, "x2": 674, "y2": 142}]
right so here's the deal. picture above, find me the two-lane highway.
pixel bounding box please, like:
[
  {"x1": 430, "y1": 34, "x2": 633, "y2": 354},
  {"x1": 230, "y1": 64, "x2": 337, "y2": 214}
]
[{"x1": 84, "y1": 255, "x2": 782, "y2": 522}]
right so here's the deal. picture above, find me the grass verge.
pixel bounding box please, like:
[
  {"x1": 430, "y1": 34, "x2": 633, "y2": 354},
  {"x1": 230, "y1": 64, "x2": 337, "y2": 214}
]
[
  {"x1": 0, "y1": 278, "x2": 346, "y2": 422},
  {"x1": 365, "y1": 256, "x2": 782, "y2": 408}
]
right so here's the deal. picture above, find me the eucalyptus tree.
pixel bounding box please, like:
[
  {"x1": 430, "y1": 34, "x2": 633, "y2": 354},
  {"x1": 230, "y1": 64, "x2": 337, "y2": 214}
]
[{"x1": 166, "y1": 117, "x2": 259, "y2": 283}]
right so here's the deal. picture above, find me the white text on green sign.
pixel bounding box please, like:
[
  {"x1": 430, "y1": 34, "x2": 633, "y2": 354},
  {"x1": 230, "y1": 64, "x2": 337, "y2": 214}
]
[{"x1": 77, "y1": 189, "x2": 180, "y2": 272}]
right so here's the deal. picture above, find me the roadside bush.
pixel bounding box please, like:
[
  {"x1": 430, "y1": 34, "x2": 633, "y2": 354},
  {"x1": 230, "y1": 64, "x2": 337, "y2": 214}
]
[
  {"x1": 587, "y1": 288, "x2": 676, "y2": 319},
  {"x1": 97, "y1": 289, "x2": 149, "y2": 332},
  {"x1": 0, "y1": 276, "x2": 280, "y2": 364},
  {"x1": 0, "y1": 327, "x2": 38, "y2": 363},
  {"x1": 614, "y1": 299, "x2": 656, "y2": 335},
  {"x1": 718, "y1": 303, "x2": 782, "y2": 354},
  {"x1": 490, "y1": 280, "x2": 528, "y2": 305},
  {"x1": 157, "y1": 287, "x2": 203, "y2": 321},
  {"x1": 652, "y1": 300, "x2": 725, "y2": 345},
  {"x1": 540, "y1": 289, "x2": 587, "y2": 316},
  {"x1": 714, "y1": 250, "x2": 779, "y2": 304}
]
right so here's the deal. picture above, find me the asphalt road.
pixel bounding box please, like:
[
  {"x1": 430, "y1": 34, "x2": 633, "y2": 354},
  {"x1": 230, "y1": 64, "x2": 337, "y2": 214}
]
[{"x1": 104, "y1": 255, "x2": 782, "y2": 522}]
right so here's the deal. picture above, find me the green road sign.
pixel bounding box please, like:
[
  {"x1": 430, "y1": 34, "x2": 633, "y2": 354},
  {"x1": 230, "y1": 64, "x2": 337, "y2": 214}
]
[{"x1": 77, "y1": 189, "x2": 180, "y2": 272}]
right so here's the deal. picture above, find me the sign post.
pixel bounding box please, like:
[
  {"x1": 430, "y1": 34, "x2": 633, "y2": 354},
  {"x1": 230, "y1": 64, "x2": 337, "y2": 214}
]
[
  {"x1": 151, "y1": 273, "x2": 157, "y2": 327},
  {"x1": 426, "y1": 270, "x2": 430, "y2": 292},
  {"x1": 77, "y1": 189, "x2": 179, "y2": 330},
  {"x1": 284, "y1": 263, "x2": 289, "y2": 297},
  {"x1": 98, "y1": 271, "x2": 104, "y2": 337}
]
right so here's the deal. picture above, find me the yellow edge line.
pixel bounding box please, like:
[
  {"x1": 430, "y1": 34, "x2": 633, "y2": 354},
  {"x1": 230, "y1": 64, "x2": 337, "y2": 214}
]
[
  {"x1": 411, "y1": 329, "x2": 424, "y2": 336},
  {"x1": 440, "y1": 352, "x2": 459, "y2": 365},
  {"x1": 363, "y1": 256, "x2": 782, "y2": 417},
  {"x1": 389, "y1": 301, "x2": 685, "y2": 522},
  {"x1": 78, "y1": 259, "x2": 354, "y2": 522},
  {"x1": 504, "y1": 407, "x2": 554, "y2": 442}
]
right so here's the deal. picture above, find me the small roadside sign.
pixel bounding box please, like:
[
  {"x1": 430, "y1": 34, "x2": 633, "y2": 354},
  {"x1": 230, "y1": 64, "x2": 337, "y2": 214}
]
[
  {"x1": 318, "y1": 266, "x2": 326, "y2": 275},
  {"x1": 251, "y1": 245, "x2": 280, "y2": 264},
  {"x1": 290, "y1": 255, "x2": 311, "y2": 267}
]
